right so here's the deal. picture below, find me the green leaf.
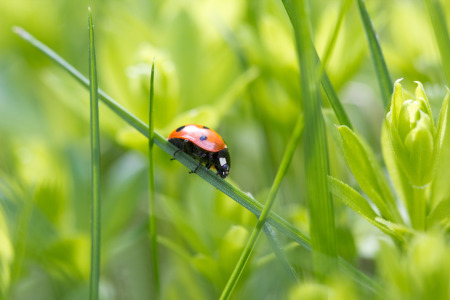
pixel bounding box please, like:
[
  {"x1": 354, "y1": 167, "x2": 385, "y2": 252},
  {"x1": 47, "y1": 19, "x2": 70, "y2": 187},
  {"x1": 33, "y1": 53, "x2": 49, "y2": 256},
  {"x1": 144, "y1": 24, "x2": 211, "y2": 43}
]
[
  {"x1": 356, "y1": 0, "x2": 392, "y2": 108},
  {"x1": 88, "y1": 7, "x2": 101, "y2": 300},
  {"x1": 427, "y1": 196, "x2": 450, "y2": 228},
  {"x1": 338, "y1": 125, "x2": 403, "y2": 224},
  {"x1": 328, "y1": 176, "x2": 401, "y2": 241},
  {"x1": 381, "y1": 121, "x2": 413, "y2": 210}
]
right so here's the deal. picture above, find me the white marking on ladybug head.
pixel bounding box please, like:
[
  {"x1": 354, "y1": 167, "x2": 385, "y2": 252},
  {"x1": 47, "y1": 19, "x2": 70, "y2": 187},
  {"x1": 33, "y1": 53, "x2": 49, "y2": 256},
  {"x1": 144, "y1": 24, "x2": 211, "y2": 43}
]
[{"x1": 219, "y1": 157, "x2": 227, "y2": 166}]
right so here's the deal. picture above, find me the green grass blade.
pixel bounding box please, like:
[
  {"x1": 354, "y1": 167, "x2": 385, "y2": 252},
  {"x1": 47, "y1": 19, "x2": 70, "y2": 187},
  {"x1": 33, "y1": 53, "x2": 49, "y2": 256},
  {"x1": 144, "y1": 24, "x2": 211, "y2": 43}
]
[
  {"x1": 88, "y1": 7, "x2": 101, "y2": 300},
  {"x1": 281, "y1": 0, "x2": 353, "y2": 130},
  {"x1": 290, "y1": 0, "x2": 338, "y2": 277},
  {"x1": 316, "y1": 0, "x2": 352, "y2": 83},
  {"x1": 148, "y1": 59, "x2": 160, "y2": 298},
  {"x1": 262, "y1": 224, "x2": 299, "y2": 282},
  {"x1": 424, "y1": 0, "x2": 450, "y2": 84},
  {"x1": 13, "y1": 26, "x2": 381, "y2": 293},
  {"x1": 356, "y1": 0, "x2": 392, "y2": 108},
  {"x1": 219, "y1": 116, "x2": 304, "y2": 299},
  {"x1": 318, "y1": 0, "x2": 353, "y2": 129}
]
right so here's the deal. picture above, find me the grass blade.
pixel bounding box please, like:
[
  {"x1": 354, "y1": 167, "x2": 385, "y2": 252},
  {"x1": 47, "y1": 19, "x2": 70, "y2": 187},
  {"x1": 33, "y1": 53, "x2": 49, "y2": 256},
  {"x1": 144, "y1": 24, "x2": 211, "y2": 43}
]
[
  {"x1": 148, "y1": 59, "x2": 160, "y2": 298},
  {"x1": 356, "y1": 0, "x2": 392, "y2": 108},
  {"x1": 281, "y1": 0, "x2": 353, "y2": 130},
  {"x1": 13, "y1": 26, "x2": 381, "y2": 293},
  {"x1": 424, "y1": 0, "x2": 450, "y2": 84},
  {"x1": 219, "y1": 116, "x2": 304, "y2": 299},
  {"x1": 288, "y1": 0, "x2": 338, "y2": 277},
  {"x1": 88, "y1": 7, "x2": 101, "y2": 300}
]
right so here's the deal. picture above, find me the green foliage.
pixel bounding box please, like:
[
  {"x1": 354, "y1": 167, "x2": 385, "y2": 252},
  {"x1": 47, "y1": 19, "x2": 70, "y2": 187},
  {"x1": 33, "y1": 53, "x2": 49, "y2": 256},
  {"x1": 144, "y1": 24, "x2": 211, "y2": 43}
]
[{"x1": 2, "y1": 0, "x2": 450, "y2": 299}]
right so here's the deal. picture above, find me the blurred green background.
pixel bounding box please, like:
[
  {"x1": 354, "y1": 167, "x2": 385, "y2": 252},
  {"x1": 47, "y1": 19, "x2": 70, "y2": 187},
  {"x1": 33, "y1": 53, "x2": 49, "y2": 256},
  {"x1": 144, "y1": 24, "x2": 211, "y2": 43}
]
[{"x1": 1, "y1": 0, "x2": 449, "y2": 299}]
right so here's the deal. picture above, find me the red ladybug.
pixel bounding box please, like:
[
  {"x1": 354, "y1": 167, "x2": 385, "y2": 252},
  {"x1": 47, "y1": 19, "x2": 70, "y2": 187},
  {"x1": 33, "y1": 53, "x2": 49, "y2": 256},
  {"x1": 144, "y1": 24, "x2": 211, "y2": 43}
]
[{"x1": 168, "y1": 124, "x2": 230, "y2": 178}]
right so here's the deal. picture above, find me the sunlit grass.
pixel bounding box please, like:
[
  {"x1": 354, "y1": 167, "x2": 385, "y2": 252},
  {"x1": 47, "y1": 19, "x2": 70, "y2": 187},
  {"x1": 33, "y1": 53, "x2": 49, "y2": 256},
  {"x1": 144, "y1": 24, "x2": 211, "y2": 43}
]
[
  {"x1": 2, "y1": 0, "x2": 450, "y2": 299},
  {"x1": 88, "y1": 7, "x2": 101, "y2": 300}
]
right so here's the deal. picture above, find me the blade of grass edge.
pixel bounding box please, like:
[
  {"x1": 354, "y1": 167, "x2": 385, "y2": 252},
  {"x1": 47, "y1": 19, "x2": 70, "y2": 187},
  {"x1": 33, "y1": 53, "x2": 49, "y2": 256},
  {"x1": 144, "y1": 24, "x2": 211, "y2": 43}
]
[
  {"x1": 219, "y1": 116, "x2": 304, "y2": 300},
  {"x1": 148, "y1": 59, "x2": 160, "y2": 298},
  {"x1": 424, "y1": 0, "x2": 450, "y2": 85},
  {"x1": 289, "y1": 0, "x2": 338, "y2": 278},
  {"x1": 356, "y1": 0, "x2": 392, "y2": 109},
  {"x1": 316, "y1": 0, "x2": 352, "y2": 84},
  {"x1": 12, "y1": 26, "x2": 380, "y2": 294},
  {"x1": 281, "y1": 0, "x2": 353, "y2": 129},
  {"x1": 88, "y1": 8, "x2": 101, "y2": 300}
]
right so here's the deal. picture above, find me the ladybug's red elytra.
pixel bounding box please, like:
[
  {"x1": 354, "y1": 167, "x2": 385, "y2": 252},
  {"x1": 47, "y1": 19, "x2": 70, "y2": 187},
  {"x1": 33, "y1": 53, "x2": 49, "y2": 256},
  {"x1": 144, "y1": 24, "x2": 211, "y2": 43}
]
[{"x1": 168, "y1": 124, "x2": 230, "y2": 178}]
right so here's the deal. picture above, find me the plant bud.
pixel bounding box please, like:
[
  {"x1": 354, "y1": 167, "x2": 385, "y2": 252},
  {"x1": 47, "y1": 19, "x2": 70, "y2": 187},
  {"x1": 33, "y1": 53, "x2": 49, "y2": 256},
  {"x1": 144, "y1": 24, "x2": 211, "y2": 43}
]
[{"x1": 386, "y1": 80, "x2": 435, "y2": 187}]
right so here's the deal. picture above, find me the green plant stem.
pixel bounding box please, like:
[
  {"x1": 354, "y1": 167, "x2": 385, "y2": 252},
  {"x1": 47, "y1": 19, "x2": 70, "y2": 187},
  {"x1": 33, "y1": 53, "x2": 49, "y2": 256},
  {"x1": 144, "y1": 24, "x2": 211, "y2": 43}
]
[
  {"x1": 356, "y1": 0, "x2": 392, "y2": 109},
  {"x1": 148, "y1": 60, "x2": 160, "y2": 298},
  {"x1": 88, "y1": 7, "x2": 101, "y2": 300},
  {"x1": 411, "y1": 185, "x2": 427, "y2": 231},
  {"x1": 220, "y1": 116, "x2": 304, "y2": 300}
]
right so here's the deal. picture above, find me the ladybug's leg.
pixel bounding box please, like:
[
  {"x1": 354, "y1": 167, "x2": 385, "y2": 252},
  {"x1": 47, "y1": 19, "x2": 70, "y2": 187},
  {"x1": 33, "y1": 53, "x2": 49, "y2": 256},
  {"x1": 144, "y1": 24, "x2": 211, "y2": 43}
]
[
  {"x1": 189, "y1": 162, "x2": 202, "y2": 174},
  {"x1": 205, "y1": 154, "x2": 214, "y2": 171},
  {"x1": 171, "y1": 139, "x2": 190, "y2": 160}
]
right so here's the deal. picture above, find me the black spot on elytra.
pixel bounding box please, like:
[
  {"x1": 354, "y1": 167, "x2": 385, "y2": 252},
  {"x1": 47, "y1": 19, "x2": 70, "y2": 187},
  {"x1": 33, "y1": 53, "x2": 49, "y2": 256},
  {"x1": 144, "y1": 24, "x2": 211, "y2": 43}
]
[
  {"x1": 200, "y1": 135, "x2": 207, "y2": 141},
  {"x1": 203, "y1": 125, "x2": 210, "y2": 129},
  {"x1": 176, "y1": 125, "x2": 185, "y2": 132}
]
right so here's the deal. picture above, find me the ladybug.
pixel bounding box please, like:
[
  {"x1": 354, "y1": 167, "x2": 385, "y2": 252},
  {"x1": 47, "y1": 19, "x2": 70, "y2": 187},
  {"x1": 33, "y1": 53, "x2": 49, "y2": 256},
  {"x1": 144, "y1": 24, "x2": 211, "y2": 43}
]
[{"x1": 168, "y1": 124, "x2": 230, "y2": 178}]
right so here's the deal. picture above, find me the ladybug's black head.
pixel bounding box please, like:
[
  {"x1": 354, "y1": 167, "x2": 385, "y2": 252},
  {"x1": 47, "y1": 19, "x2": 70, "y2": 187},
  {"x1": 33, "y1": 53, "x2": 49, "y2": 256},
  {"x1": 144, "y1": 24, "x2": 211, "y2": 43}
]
[{"x1": 215, "y1": 148, "x2": 230, "y2": 178}]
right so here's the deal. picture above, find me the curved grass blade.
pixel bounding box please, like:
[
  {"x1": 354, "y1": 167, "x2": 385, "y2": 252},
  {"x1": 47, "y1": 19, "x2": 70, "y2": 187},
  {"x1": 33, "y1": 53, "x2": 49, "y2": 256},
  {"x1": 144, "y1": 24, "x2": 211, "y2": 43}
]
[
  {"x1": 424, "y1": 0, "x2": 450, "y2": 84},
  {"x1": 356, "y1": 0, "x2": 392, "y2": 108},
  {"x1": 13, "y1": 26, "x2": 381, "y2": 293},
  {"x1": 148, "y1": 59, "x2": 160, "y2": 298},
  {"x1": 219, "y1": 116, "x2": 304, "y2": 300},
  {"x1": 88, "y1": 7, "x2": 101, "y2": 300}
]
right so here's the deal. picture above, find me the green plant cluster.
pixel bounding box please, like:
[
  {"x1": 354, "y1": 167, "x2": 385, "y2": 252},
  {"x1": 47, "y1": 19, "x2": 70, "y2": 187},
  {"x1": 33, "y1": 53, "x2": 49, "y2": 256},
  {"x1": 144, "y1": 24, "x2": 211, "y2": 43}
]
[{"x1": 1, "y1": 0, "x2": 450, "y2": 299}]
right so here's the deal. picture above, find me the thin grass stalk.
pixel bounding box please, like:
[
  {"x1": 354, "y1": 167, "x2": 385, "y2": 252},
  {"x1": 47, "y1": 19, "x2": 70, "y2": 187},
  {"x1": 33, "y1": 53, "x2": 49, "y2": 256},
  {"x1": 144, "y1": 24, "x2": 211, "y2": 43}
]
[
  {"x1": 219, "y1": 116, "x2": 304, "y2": 300},
  {"x1": 316, "y1": 0, "x2": 352, "y2": 84},
  {"x1": 356, "y1": 0, "x2": 392, "y2": 109},
  {"x1": 13, "y1": 27, "x2": 381, "y2": 293},
  {"x1": 88, "y1": 7, "x2": 101, "y2": 300},
  {"x1": 148, "y1": 60, "x2": 160, "y2": 298},
  {"x1": 291, "y1": 0, "x2": 338, "y2": 278},
  {"x1": 281, "y1": 0, "x2": 353, "y2": 130},
  {"x1": 424, "y1": 0, "x2": 450, "y2": 85}
]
